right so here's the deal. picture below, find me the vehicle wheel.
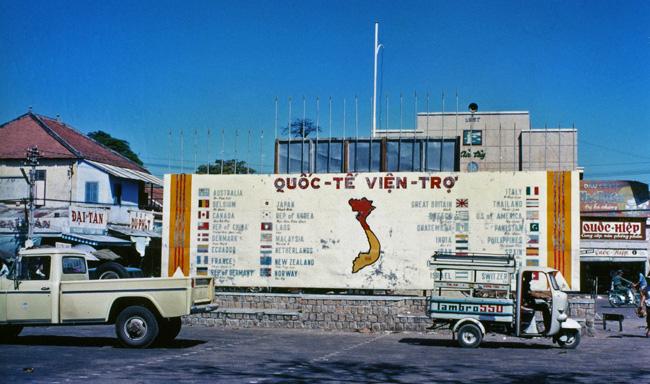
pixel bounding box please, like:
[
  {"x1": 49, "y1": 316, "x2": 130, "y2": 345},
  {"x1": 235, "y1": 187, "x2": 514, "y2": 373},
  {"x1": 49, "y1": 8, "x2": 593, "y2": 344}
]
[
  {"x1": 156, "y1": 317, "x2": 182, "y2": 345},
  {"x1": 0, "y1": 325, "x2": 23, "y2": 342},
  {"x1": 97, "y1": 262, "x2": 128, "y2": 279},
  {"x1": 608, "y1": 293, "x2": 621, "y2": 307},
  {"x1": 115, "y1": 306, "x2": 159, "y2": 348},
  {"x1": 456, "y1": 324, "x2": 482, "y2": 348},
  {"x1": 557, "y1": 330, "x2": 580, "y2": 349}
]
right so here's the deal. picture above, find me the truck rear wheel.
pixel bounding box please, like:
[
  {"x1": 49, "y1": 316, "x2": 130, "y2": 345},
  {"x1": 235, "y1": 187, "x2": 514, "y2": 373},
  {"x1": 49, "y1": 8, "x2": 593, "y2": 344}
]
[
  {"x1": 457, "y1": 324, "x2": 482, "y2": 348},
  {"x1": 115, "y1": 306, "x2": 159, "y2": 348},
  {"x1": 156, "y1": 317, "x2": 182, "y2": 345},
  {"x1": 97, "y1": 262, "x2": 128, "y2": 279},
  {"x1": 0, "y1": 325, "x2": 23, "y2": 342}
]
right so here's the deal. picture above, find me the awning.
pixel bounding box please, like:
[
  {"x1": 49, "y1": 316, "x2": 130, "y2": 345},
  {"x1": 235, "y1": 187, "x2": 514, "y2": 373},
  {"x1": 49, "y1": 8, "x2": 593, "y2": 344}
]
[
  {"x1": 61, "y1": 233, "x2": 132, "y2": 247},
  {"x1": 108, "y1": 224, "x2": 161, "y2": 238},
  {"x1": 86, "y1": 160, "x2": 163, "y2": 186}
]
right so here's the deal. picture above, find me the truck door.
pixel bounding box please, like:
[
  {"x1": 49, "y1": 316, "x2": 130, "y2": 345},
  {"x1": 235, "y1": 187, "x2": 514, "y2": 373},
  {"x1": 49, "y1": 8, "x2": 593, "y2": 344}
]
[{"x1": 6, "y1": 256, "x2": 53, "y2": 323}]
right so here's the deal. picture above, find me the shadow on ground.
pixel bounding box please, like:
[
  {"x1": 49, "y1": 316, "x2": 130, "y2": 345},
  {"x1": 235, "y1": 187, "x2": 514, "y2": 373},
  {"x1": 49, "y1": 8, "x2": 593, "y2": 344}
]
[
  {"x1": 140, "y1": 358, "x2": 650, "y2": 384},
  {"x1": 0, "y1": 335, "x2": 205, "y2": 349},
  {"x1": 398, "y1": 337, "x2": 555, "y2": 349}
]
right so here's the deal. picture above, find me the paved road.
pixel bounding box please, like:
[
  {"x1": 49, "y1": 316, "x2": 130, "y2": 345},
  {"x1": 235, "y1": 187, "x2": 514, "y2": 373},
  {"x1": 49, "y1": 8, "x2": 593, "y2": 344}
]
[{"x1": 1, "y1": 298, "x2": 648, "y2": 383}]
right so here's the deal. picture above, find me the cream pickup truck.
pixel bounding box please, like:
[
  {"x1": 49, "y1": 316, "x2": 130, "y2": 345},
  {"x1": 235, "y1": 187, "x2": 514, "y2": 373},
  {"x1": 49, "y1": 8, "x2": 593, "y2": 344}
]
[{"x1": 0, "y1": 248, "x2": 215, "y2": 348}]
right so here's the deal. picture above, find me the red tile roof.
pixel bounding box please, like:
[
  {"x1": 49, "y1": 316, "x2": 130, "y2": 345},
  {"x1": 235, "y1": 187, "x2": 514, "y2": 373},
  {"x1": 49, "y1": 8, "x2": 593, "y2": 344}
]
[{"x1": 0, "y1": 112, "x2": 148, "y2": 173}]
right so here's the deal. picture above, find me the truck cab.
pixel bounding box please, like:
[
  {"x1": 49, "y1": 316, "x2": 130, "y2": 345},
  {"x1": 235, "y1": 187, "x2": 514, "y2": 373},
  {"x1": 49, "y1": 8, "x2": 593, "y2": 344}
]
[{"x1": 0, "y1": 248, "x2": 215, "y2": 347}]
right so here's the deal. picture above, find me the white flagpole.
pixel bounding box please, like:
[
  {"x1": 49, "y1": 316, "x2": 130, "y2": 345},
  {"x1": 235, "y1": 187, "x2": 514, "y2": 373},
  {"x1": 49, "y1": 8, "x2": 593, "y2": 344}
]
[
  {"x1": 220, "y1": 128, "x2": 225, "y2": 174},
  {"x1": 372, "y1": 22, "x2": 383, "y2": 138},
  {"x1": 180, "y1": 129, "x2": 184, "y2": 174},
  {"x1": 207, "y1": 127, "x2": 211, "y2": 174}
]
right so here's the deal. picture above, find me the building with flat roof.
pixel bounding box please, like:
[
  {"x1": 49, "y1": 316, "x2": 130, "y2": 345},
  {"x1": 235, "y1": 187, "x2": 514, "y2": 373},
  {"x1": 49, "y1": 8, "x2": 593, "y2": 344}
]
[{"x1": 275, "y1": 108, "x2": 578, "y2": 175}]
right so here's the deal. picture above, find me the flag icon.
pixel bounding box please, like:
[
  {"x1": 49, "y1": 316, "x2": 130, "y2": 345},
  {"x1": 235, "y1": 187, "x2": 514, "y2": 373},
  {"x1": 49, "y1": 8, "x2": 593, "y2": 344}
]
[
  {"x1": 526, "y1": 211, "x2": 539, "y2": 220},
  {"x1": 261, "y1": 233, "x2": 272, "y2": 242},
  {"x1": 197, "y1": 244, "x2": 209, "y2": 253},
  {"x1": 262, "y1": 211, "x2": 272, "y2": 220},
  {"x1": 456, "y1": 198, "x2": 469, "y2": 208},
  {"x1": 197, "y1": 232, "x2": 209, "y2": 242},
  {"x1": 198, "y1": 188, "x2": 210, "y2": 197},
  {"x1": 260, "y1": 256, "x2": 272, "y2": 265},
  {"x1": 526, "y1": 186, "x2": 540, "y2": 196},
  {"x1": 198, "y1": 222, "x2": 209, "y2": 231},
  {"x1": 526, "y1": 199, "x2": 539, "y2": 208},
  {"x1": 198, "y1": 211, "x2": 209, "y2": 219},
  {"x1": 260, "y1": 244, "x2": 272, "y2": 249},
  {"x1": 261, "y1": 222, "x2": 273, "y2": 231},
  {"x1": 530, "y1": 223, "x2": 539, "y2": 232},
  {"x1": 526, "y1": 248, "x2": 539, "y2": 256},
  {"x1": 198, "y1": 199, "x2": 210, "y2": 208},
  {"x1": 260, "y1": 267, "x2": 272, "y2": 277}
]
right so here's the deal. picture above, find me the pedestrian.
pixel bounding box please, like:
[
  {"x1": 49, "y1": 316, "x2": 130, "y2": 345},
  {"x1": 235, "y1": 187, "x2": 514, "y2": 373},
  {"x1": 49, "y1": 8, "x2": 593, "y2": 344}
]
[
  {"x1": 639, "y1": 272, "x2": 650, "y2": 337},
  {"x1": 0, "y1": 258, "x2": 8, "y2": 277}
]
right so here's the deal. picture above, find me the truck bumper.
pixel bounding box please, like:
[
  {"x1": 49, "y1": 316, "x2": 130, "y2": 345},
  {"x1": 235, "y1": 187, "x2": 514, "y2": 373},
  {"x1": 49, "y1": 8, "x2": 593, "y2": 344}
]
[{"x1": 190, "y1": 304, "x2": 219, "y2": 314}]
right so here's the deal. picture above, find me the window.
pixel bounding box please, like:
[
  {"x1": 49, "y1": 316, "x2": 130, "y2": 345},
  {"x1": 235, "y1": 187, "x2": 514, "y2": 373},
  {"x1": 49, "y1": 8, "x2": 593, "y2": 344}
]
[
  {"x1": 85, "y1": 182, "x2": 99, "y2": 203},
  {"x1": 463, "y1": 130, "x2": 482, "y2": 145},
  {"x1": 35, "y1": 169, "x2": 46, "y2": 206},
  {"x1": 348, "y1": 140, "x2": 381, "y2": 172},
  {"x1": 17, "y1": 256, "x2": 51, "y2": 280},
  {"x1": 113, "y1": 183, "x2": 122, "y2": 205},
  {"x1": 62, "y1": 257, "x2": 87, "y2": 274},
  {"x1": 315, "y1": 141, "x2": 343, "y2": 173}
]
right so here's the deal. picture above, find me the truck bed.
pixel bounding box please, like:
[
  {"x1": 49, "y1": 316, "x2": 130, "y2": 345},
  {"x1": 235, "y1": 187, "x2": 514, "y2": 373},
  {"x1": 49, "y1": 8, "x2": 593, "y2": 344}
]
[{"x1": 59, "y1": 277, "x2": 213, "y2": 324}]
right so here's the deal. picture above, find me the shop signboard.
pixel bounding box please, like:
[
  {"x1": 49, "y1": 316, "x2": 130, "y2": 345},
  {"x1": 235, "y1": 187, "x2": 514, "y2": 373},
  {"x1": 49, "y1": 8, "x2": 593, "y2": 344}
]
[
  {"x1": 68, "y1": 205, "x2": 109, "y2": 234},
  {"x1": 580, "y1": 248, "x2": 648, "y2": 258},
  {"x1": 162, "y1": 171, "x2": 580, "y2": 289},
  {"x1": 580, "y1": 217, "x2": 646, "y2": 240},
  {"x1": 129, "y1": 210, "x2": 155, "y2": 231}
]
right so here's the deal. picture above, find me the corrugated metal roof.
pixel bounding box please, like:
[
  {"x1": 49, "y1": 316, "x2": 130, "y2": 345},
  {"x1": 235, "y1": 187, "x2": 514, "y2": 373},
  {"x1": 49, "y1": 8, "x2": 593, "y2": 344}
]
[
  {"x1": 87, "y1": 160, "x2": 162, "y2": 186},
  {"x1": 108, "y1": 224, "x2": 161, "y2": 238}
]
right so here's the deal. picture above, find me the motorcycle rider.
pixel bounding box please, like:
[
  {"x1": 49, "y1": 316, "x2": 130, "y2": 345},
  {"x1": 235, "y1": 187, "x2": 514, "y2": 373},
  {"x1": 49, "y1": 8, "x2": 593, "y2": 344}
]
[{"x1": 611, "y1": 270, "x2": 634, "y2": 303}]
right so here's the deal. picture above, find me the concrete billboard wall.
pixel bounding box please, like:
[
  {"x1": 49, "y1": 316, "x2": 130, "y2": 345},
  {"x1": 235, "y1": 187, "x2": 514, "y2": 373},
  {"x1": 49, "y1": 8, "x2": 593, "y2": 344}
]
[{"x1": 162, "y1": 171, "x2": 580, "y2": 289}]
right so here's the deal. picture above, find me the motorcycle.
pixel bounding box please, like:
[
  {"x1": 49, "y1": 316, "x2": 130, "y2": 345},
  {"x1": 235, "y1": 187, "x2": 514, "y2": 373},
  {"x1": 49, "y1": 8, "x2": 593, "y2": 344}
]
[{"x1": 608, "y1": 283, "x2": 640, "y2": 307}]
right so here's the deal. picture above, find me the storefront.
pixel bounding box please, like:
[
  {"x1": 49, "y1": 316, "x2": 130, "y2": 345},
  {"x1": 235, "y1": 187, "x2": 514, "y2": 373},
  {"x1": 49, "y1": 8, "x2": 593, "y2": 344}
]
[{"x1": 580, "y1": 180, "x2": 650, "y2": 293}]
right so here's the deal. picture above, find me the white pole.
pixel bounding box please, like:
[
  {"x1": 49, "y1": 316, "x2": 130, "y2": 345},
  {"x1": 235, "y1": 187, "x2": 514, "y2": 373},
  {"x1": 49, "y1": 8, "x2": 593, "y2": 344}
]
[
  {"x1": 274, "y1": 96, "x2": 278, "y2": 140},
  {"x1": 207, "y1": 127, "x2": 211, "y2": 174},
  {"x1": 372, "y1": 22, "x2": 383, "y2": 138}
]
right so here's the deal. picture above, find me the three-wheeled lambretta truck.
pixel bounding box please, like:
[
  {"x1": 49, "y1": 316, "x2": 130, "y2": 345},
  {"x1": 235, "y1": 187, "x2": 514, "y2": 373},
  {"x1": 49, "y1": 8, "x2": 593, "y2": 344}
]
[{"x1": 427, "y1": 252, "x2": 581, "y2": 348}]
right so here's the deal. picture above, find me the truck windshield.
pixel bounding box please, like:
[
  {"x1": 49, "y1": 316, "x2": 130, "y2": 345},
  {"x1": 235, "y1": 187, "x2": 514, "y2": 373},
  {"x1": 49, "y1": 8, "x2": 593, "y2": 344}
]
[{"x1": 548, "y1": 272, "x2": 560, "y2": 290}]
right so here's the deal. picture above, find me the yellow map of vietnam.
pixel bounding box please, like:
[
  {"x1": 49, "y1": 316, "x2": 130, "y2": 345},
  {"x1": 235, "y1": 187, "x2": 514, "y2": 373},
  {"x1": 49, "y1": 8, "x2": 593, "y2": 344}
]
[{"x1": 349, "y1": 198, "x2": 381, "y2": 273}]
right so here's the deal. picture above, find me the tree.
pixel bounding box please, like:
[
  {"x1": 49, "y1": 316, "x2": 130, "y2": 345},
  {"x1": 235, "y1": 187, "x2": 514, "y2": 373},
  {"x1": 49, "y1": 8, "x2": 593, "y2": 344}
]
[
  {"x1": 88, "y1": 131, "x2": 143, "y2": 166},
  {"x1": 196, "y1": 159, "x2": 256, "y2": 174},
  {"x1": 283, "y1": 118, "x2": 321, "y2": 138}
]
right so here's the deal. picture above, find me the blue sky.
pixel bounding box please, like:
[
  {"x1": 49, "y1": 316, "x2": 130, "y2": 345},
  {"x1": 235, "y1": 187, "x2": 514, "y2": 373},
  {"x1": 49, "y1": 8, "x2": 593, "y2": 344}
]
[{"x1": 1, "y1": 0, "x2": 649, "y2": 183}]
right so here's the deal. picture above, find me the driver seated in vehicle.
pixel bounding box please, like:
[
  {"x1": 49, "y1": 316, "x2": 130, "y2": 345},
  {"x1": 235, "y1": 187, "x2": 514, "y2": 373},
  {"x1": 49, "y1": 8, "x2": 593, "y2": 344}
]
[{"x1": 522, "y1": 272, "x2": 551, "y2": 333}]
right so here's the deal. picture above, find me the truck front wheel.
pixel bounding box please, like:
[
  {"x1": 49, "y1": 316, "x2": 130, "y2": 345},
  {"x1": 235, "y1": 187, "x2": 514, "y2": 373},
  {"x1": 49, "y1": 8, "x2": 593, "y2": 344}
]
[
  {"x1": 115, "y1": 306, "x2": 159, "y2": 348},
  {"x1": 0, "y1": 325, "x2": 23, "y2": 342},
  {"x1": 456, "y1": 323, "x2": 483, "y2": 348},
  {"x1": 156, "y1": 317, "x2": 182, "y2": 345}
]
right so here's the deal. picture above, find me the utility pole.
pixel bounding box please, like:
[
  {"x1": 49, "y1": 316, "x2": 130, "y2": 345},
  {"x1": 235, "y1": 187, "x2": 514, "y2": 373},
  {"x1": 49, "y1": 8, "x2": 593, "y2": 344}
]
[{"x1": 24, "y1": 146, "x2": 39, "y2": 247}]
